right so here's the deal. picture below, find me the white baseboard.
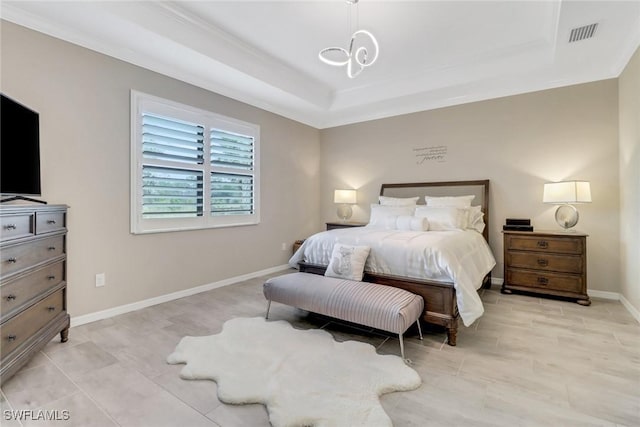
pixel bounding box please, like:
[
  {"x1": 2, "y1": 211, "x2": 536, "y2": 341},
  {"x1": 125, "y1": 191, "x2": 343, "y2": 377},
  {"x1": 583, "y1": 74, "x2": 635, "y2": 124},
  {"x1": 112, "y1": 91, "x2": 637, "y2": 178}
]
[
  {"x1": 588, "y1": 290, "x2": 640, "y2": 324},
  {"x1": 587, "y1": 289, "x2": 619, "y2": 300},
  {"x1": 71, "y1": 267, "x2": 640, "y2": 327},
  {"x1": 70, "y1": 264, "x2": 291, "y2": 328},
  {"x1": 619, "y1": 293, "x2": 640, "y2": 324}
]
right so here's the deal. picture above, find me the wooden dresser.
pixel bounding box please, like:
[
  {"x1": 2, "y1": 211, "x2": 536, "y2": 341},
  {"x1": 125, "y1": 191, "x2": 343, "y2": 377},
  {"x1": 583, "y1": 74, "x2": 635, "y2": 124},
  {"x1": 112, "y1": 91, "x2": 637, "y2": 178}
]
[
  {"x1": 502, "y1": 230, "x2": 589, "y2": 305},
  {"x1": 0, "y1": 204, "x2": 70, "y2": 385}
]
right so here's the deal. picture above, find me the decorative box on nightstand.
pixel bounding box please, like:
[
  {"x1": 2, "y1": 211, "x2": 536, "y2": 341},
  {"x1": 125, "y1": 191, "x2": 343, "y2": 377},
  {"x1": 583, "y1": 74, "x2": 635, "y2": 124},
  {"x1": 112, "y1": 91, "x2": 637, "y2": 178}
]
[
  {"x1": 325, "y1": 222, "x2": 367, "y2": 231},
  {"x1": 502, "y1": 230, "x2": 590, "y2": 305}
]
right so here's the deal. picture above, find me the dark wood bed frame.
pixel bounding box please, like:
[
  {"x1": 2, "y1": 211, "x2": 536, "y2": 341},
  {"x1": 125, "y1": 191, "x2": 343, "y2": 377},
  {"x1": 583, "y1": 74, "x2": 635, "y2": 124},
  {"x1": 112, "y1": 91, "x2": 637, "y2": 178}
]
[{"x1": 299, "y1": 179, "x2": 491, "y2": 346}]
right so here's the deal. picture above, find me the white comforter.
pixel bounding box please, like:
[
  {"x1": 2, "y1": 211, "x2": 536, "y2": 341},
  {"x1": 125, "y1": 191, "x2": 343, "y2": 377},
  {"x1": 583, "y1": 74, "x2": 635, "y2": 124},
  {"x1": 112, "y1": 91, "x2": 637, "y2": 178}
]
[{"x1": 289, "y1": 227, "x2": 496, "y2": 326}]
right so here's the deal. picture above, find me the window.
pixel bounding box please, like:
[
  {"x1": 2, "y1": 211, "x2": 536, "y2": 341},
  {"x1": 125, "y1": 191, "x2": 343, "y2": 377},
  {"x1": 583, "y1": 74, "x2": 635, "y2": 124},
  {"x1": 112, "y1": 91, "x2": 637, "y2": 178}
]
[{"x1": 131, "y1": 91, "x2": 260, "y2": 234}]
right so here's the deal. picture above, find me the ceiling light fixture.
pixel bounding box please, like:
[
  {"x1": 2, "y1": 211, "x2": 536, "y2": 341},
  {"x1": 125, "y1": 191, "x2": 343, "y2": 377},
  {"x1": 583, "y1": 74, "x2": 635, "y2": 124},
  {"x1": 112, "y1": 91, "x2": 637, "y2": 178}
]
[{"x1": 319, "y1": 0, "x2": 379, "y2": 79}]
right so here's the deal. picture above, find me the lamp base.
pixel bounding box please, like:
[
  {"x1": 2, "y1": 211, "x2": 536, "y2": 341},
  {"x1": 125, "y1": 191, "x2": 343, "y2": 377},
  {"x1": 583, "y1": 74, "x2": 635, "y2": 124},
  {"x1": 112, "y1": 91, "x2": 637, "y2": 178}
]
[
  {"x1": 555, "y1": 204, "x2": 579, "y2": 230},
  {"x1": 336, "y1": 205, "x2": 353, "y2": 222}
]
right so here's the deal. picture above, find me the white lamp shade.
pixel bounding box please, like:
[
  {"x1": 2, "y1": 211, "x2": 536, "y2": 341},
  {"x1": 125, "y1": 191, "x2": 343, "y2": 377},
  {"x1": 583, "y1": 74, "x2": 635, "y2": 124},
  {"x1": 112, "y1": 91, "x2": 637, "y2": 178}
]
[
  {"x1": 543, "y1": 181, "x2": 592, "y2": 204},
  {"x1": 334, "y1": 189, "x2": 357, "y2": 204}
]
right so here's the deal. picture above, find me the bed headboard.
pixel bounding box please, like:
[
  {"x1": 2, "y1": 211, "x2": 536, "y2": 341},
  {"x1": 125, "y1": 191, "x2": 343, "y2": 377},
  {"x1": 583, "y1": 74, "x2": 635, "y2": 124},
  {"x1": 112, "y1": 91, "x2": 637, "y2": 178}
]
[{"x1": 380, "y1": 180, "x2": 490, "y2": 241}]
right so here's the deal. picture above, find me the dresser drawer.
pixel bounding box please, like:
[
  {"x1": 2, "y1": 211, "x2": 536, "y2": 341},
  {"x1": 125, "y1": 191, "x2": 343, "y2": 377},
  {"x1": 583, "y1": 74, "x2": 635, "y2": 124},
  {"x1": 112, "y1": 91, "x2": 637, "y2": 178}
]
[
  {"x1": 0, "y1": 288, "x2": 65, "y2": 359},
  {"x1": 1, "y1": 261, "x2": 65, "y2": 322},
  {"x1": 505, "y1": 268, "x2": 583, "y2": 293},
  {"x1": 0, "y1": 213, "x2": 34, "y2": 242},
  {"x1": 36, "y1": 211, "x2": 66, "y2": 234},
  {"x1": 505, "y1": 252, "x2": 583, "y2": 274},
  {"x1": 1, "y1": 235, "x2": 65, "y2": 279},
  {"x1": 505, "y1": 235, "x2": 583, "y2": 255}
]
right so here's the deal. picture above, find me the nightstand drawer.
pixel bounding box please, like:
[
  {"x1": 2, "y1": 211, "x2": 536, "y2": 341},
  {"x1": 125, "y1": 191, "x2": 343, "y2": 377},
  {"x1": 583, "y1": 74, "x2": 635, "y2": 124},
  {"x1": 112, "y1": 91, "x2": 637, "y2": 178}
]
[
  {"x1": 506, "y1": 235, "x2": 583, "y2": 254},
  {"x1": 0, "y1": 288, "x2": 65, "y2": 359},
  {"x1": 1, "y1": 260, "x2": 65, "y2": 322},
  {"x1": 505, "y1": 252, "x2": 583, "y2": 274},
  {"x1": 506, "y1": 269, "x2": 583, "y2": 293}
]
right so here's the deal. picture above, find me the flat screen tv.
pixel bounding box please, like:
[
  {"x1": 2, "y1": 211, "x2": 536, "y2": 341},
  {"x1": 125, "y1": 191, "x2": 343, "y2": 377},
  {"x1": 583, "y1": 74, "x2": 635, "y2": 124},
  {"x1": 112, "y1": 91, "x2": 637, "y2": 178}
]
[{"x1": 1, "y1": 94, "x2": 42, "y2": 202}]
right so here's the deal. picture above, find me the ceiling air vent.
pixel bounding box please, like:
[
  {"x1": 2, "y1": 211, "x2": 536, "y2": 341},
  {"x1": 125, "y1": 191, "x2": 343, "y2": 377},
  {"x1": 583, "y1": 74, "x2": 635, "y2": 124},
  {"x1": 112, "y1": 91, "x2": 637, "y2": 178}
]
[{"x1": 569, "y1": 23, "x2": 598, "y2": 43}]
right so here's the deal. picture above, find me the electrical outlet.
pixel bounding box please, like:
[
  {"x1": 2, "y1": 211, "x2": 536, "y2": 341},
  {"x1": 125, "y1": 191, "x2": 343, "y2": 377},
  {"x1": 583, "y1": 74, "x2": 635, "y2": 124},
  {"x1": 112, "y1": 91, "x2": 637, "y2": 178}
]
[
  {"x1": 95, "y1": 273, "x2": 106, "y2": 287},
  {"x1": 281, "y1": 242, "x2": 288, "y2": 251}
]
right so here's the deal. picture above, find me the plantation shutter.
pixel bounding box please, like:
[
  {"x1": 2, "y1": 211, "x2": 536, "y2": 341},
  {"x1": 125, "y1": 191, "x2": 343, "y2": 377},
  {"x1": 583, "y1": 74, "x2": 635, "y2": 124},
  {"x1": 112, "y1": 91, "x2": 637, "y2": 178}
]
[
  {"x1": 141, "y1": 113, "x2": 205, "y2": 218},
  {"x1": 131, "y1": 91, "x2": 260, "y2": 234},
  {"x1": 210, "y1": 129, "x2": 255, "y2": 216}
]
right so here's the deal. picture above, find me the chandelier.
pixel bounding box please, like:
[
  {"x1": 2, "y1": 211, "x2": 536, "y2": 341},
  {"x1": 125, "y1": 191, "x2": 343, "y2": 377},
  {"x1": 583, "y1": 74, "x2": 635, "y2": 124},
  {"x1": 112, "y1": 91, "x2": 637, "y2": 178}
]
[{"x1": 318, "y1": 0, "x2": 379, "y2": 78}]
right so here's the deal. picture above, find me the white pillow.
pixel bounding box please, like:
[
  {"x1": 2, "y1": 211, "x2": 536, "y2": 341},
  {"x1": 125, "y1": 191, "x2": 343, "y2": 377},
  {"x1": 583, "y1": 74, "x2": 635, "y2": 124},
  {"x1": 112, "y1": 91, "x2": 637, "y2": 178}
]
[
  {"x1": 425, "y1": 195, "x2": 475, "y2": 208},
  {"x1": 467, "y1": 205, "x2": 485, "y2": 233},
  {"x1": 368, "y1": 205, "x2": 416, "y2": 228},
  {"x1": 378, "y1": 196, "x2": 419, "y2": 206},
  {"x1": 415, "y1": 206, "x2": 467, "y2": 230},
  {"x1": 325, "y1": 244, "x2": 371, "y2": 281},
  {"x1": 396, "y1": 215, "x2": 429, "y2": 231}
]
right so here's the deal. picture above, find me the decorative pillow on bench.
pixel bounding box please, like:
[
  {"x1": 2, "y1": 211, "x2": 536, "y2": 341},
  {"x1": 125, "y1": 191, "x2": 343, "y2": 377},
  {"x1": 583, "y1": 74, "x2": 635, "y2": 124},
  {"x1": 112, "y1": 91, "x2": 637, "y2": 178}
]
[{"x1": 325, "y1": 243, "x2": 370, "y2": 281}]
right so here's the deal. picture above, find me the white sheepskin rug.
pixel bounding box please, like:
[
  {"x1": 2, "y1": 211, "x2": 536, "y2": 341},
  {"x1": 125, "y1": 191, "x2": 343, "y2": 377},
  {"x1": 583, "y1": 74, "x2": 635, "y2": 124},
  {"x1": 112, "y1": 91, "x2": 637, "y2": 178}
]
[{"x1": 167, "y1": 317, "x2": 421, "y2": 427}]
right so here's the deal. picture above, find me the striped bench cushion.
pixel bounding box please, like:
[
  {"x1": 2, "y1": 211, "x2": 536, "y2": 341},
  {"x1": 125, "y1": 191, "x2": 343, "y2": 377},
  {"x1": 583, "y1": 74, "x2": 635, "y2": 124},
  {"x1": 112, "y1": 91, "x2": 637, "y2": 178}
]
[{"x1": 263, "y1": 272, "x2": 424, "y2": 335}]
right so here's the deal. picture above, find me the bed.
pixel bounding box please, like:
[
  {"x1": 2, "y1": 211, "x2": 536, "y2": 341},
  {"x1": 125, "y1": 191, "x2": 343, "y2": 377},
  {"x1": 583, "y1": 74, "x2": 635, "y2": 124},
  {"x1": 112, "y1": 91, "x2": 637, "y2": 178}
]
[{"x1": 290, "y1": 180, "x2": 495, "y2": 345}]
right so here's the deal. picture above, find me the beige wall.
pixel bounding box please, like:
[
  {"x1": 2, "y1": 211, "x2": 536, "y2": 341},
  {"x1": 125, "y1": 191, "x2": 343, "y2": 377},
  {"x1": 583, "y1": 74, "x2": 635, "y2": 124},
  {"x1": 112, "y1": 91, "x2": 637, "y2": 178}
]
[
  {"x1": 619, "y1": 47, "x2": 640, "y2": 313},
  {"x1": 320, "y1": 80, "x2": 621, "y2": 293},
  {"x1": 1, "y1": 22, "x2": 321, "y2": 317},
  {"x1": 2, "y1": 20, "x2": 630, "y2": 318}
]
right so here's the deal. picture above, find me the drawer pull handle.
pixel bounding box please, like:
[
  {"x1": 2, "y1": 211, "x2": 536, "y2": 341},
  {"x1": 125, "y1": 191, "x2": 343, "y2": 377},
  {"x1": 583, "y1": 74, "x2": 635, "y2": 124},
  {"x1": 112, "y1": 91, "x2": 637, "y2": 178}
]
[
  {"x1": 47, "y1": 220, "x2": 57, "y2": 225},
  {"x1": 537, "y1": 241, "x2": 548, "y2": 248},
  {"x1": 537, "y1": 259, "x2": 549, "y2": 267},
  {"x1": 7, "y1": 257, "x2": 17, "y2": 263},
  {"x1": 537, "y1": 277, "x2": 549, "y2": 285},
  {"x1": 47, "y1": 306, "x2": 56, "y2": 312},
  {"x1": 4, "y1": 224, "x2": 17, "y2": 230},
  {"x1": 7, "y1": 335, "x2": 17, "y2": 342},
  {"x1": 6, "y1": 294, "x2": 17, "y2": 301},
  {"x1": 48, "y1": 275, "x2": 56, "y2": 280},
  {"x1": 48, "y1": 246, "x2": 56, "y2": 251}
]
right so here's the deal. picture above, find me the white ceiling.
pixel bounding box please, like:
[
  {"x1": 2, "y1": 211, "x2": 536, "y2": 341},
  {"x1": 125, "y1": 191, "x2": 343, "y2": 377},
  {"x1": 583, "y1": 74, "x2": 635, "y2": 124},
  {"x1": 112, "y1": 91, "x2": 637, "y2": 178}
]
[{"x1": 3, "y1": 1, "x2": 640, "y2": 129}]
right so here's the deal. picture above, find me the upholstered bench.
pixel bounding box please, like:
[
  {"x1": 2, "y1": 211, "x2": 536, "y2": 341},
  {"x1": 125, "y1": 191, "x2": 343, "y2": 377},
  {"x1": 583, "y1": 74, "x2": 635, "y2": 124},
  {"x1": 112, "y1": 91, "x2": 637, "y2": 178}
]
[{"x1": 263, "y1": 272, "x2": 424, "y2": 360}]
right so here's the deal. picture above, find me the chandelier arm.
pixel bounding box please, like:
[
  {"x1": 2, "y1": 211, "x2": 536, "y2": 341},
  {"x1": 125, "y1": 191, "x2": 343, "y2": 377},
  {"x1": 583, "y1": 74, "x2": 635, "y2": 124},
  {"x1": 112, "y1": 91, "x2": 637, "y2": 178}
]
[
  {"x1": 319, "y1": 0, "x2": 377, "y2": 78},
  {"x1": 319, "y1": 47, "x2": 351, "y2": 66}
]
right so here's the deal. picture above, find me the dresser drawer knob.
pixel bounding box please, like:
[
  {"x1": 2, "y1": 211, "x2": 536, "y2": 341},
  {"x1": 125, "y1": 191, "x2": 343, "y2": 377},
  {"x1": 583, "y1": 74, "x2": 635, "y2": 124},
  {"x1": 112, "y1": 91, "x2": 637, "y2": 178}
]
[
  {"x1": 7, "y1": 257, "x2": 17, "y2": 264},
  {"x1": 48, "y1": 275, "x2": 56, "y2": 280},
  {"x1": 3, "y1": 224, "x2": 17, "y2": 230},
  {"x1": 537, "y1": 277, "x2": 549, "y2": 285},
  {"x1": 7, "y1": 334, "x2": 17, "y2": 342},
  {"x1": 48, "y1": 246, "x2": 56, "y2": 251},
  {"x1": 537, "y1": 241, "x2": 549, "y2": 248},
  {"x1": 537, "y1": 258, "x2": 549, "y2": 267},
  {"x1": 47, "y1": 306, "x2": 56, "y2": 312},
  {"x1": 6, "y1": 294, "x2": 17, "y2": 301},
  {"x1": 47, "y1": 219, "x2": 57, "y2": 225}
]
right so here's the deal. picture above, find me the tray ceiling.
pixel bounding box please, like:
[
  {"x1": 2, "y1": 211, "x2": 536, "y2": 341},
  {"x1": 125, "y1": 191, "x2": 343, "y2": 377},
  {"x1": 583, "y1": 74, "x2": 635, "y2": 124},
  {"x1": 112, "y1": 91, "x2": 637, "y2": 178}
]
[{"x1": 2, "y1": 1, "x2": 639, "y2": 128}]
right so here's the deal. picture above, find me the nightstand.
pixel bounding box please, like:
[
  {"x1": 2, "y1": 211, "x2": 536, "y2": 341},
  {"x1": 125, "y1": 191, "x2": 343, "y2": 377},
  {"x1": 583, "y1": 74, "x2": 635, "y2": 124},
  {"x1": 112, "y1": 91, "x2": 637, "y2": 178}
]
[
  {"x1": 502, "y1": 230, "x2": 590, "y2": 305},
  {"x1": 326, "y1": 222, "x2": 367, "y2": 230},
  {"x1": 292, "y1": 239, "x2": 304, "y2": 255}
]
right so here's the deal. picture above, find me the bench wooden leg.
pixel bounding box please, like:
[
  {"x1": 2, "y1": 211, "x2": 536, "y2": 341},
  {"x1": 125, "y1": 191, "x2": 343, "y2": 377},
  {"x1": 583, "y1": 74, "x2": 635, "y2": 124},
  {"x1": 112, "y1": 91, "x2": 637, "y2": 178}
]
[
  {"x1": 399, "y1": 334, "x2": 405, "y2": 360},
  {"x1": 416, "y1": 320, "x2": 423, "y2": 340},
  {"x1": 447, "y1": 327, "x2": 457, "y2": 346}
]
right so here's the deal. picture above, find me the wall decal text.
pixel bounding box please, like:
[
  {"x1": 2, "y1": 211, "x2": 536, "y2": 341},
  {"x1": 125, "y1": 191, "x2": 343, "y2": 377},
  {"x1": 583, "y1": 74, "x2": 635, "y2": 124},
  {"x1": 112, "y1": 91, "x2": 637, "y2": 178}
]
[{"x1": 414, "y1": 145, "x2": 448, "y2": 164}]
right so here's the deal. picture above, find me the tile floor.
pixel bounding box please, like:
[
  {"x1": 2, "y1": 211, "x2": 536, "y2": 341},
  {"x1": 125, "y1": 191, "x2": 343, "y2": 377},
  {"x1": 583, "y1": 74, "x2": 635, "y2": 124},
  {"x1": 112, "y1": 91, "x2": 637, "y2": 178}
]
[{"x1": 1, "y1": 270, "x2": 639, "y2": 426}]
